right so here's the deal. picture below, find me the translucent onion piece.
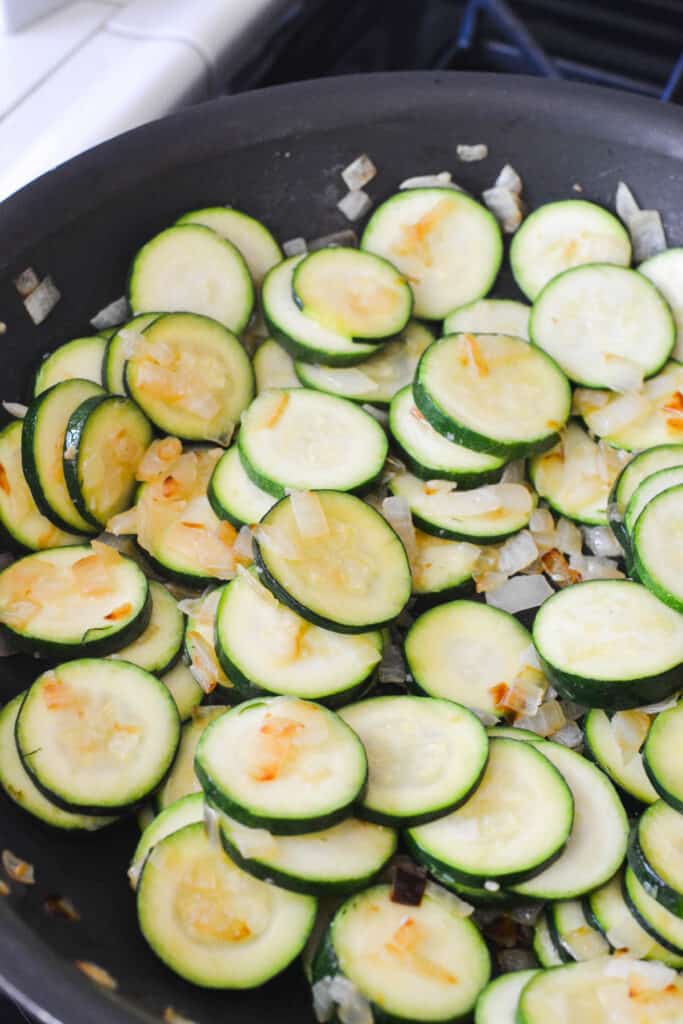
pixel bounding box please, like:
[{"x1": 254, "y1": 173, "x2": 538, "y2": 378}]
[
  {"x1": 495, "y1": 164, "x2": 523, "y2": 195},
  {"x1": 515, "y1": 699, "x2": 566, "y2": 738},
  {"x1": 482, "y1": 186, "x2": 523, "y2": 233},
  {"x1": 602, "y1": 353, "x2": 645, "y2": 394},
  {"x1": 234, "y1": 525, "x2": 254, "y2": 562},
  {"x1": 529, "y1": 507, "x2": 555, "y2": 534},
  {"x1": 24, "y1": 276, "x2": 61, "y2": 325},
  {"x1": 283, "y1": 237, "x2": 308, "y2": 257},
  {"x1": 399, "y1": 172, "x2": 460, "y2": 191},
  {"x1": 313, "y1": 976, "x2": 373, "y2": 1024},
  {"x1": 485, "y1": 574, "x2": 553, "y2": 613},
  {"x1": 555, "y1": 518, "x2": 583, "y2": 557},
  {"x1": 337, "y1": 190, "x2": 372, "y2": 222},
  {"x1": 588, "y1": 392, "x2": 651, "y2": 437},
  {"x1": 456, "y1": 144, "x2": 488, "y2": 162},
  {"x1": 501, "y1": 459, "x2": 526, "y2": 484},
  {"x1": 309, "y1": 229, "x2": 358, "y2": 251},
  {"x1": 615, "y1": 181, "x2": 640, "y2": 227},
  {"x1": 552, "y1": 721, "x2": 584, "y2": 748},
  {"x1": 2, "y1": 849, "x2": 35, "y2": 885},
  {"x1": 636, "y1": 694, "x2": 679, "y2": 715},
  {"x1": 612, "y1": 710, "x2": 650, "y2": 766},
  {"x1": 573, "y1": 388, "x2": 610, "y2": 416},
  {"x1": 253, "y1": 524, "x2": 301, "y2": 561},
  {"x1": 90, "y1": 296, "x2": 130, "y2": 330},
  {"x1": 341, "y1": 154, "x2": 377, "y2": 191},
  {"x1": 290, "y1": 491, "x2": 329, "y2": 539},
  {"x1": 381, "y1": 495, "x2": 416, "y2": 562},
  {"x1": 14, "y1": 268, "x2": 39, "y2": 298},
  {"x1": 630, "y1": 209, "x2": 667, "y2": 263},
  {"x1": 1, "y1": 402, "x2": 27, "y2": 419},
  {"x1": 582, "y1": 525, "x2": 623, "y2": 558},
  {"x1": 497, "y1": 949, "x2": 538, "y2": 972},
  {"x1": 379, "y1": 642, "x2": 406, "y2": 684},
  {"x1": 497, "y1": 530, "x2": 538, "y2": 575},
  {"x1": 579, "y1": 556, "x2": 624, "y2": 581}
]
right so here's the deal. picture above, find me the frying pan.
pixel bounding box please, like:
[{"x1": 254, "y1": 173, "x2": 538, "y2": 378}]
[{"x1": 0, "y1": 70, "x2": 682, "y2": 1024}]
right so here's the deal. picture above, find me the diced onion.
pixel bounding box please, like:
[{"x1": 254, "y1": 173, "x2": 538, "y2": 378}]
[
  {"x1": 582, "y1": 525, "x2": 623, "y2": 558},
  {"x1": 24, "y1": 276, "x2": 61, "y2": 325},
  {"x1": 381, "y1": 496, "x2": 416, "y2": 561},
  {"x1": 233, "y1": 525, "x2": 254, "y2": 561},
  {"x1": 501, "y1": 459, "x2": 526, "y2": 484},
  {"x1": 1, "y1": 402, "x2": 27, "y2": 419},
  {"x1": 106, "y1": 506, "x2": 139, "y2": 536},
  {"x1": 313, "y1": 976, "x2": 373, "y2": 1024},
  {"x1": 14, "y1": 268, "x2": 40, "y2": 298},
  {"x1": 283, "y1": 237, "x2": 308, "y2": 257},
  {"x1": 555, "y1": 517, "x2": 583, "y2": 556},
  {"x1": 482, "y1": 187, "x2": 523, "y2": 233},
  {"x1": 615, "y1": 181, "x2": 640, "y2": 227},
  {"x1": 497, "y1": 530, "x2": 538, "y2": 575},
  {"x1": 630, "y1": 209, "x2": 667, "y2": 263},
  {"x1": 495, "y1": 164, "x2": 523, "y2": 195},
  {"x1": 602, "y1": 353, "x2": 645, "y2": 394},
  {"x1": 253, "y1": 524, "x2": 301, "y2": 561},
  {"x1": 572, "y1": 388, "x2": 610, "y2": 416},
  {"x1": 529, "y1": 508, "x2": 555, "y2": 534},
  {"x1": 515, "y1": 699, "x2": 566, "y2": 738},
  {"x1": 579, "y1": 556, "x2": 624, "y2": 581},
  {"x1": 552, "y1": 721, "x2": 584, "y2": 748},
  {"x1": 612, "y1": 710, "x2": 650, "y2": 765},
  {"x1": 290, "y1": 490, "x2": 329, "y2": 539},
  {"x1": 456, "y1": 144, "x2": 488, "y2": 162},
  {"x1": 337, "y1": 190, "x2": 372, "y2": 222},
  {"x1": 309, "y1": 229, "x2": 358, "y2": 251},
  {"x1": 89, "y1": 296, "x2": 130, "y2": 330},
  {"x1": 379, "y1": 642, "x2": 406, "y2": 685},
  {"x1": 603, "y1": 958, "x2": 676, "y2": 990},
  {"x1": 636, "y1": 695, "x2": 679, "y2": 715},
  {"x1": 588, "y1": 392, "x2": 651, "y2": 437},
  {"x1": 399, "y1": 172, "x2": 461, "y2": 191},
  {"x1": 2, "y1": 849, "x2": 35, "y2": 884},
  {"x1": 475, "y1": 570, "x2": 510, "y2": 594},
  {"x1": 485, "y1": 574, "x2": 553, "y2": 614},
  {"x1": 564, "y1": 926, "x2": 607, "y2": 960},
  {"x1": 341, "y1": 154, "x2": 377, "y2": 191},
  {"x1": 315, "y1": 367, "x2": 377, "y2": 395}
]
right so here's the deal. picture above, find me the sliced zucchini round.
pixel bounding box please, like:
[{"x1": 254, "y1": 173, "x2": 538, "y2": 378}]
[
  {"x1": 530, "y1": 264, "x2": 675, "y2": 389},
  {"x1": 529, "y1": 422, "x2": 623, "y2": 526},
  {"x1": 624, "y1": 865, "x2": 683, "y2": 955},
  {"x1": 511, "y1": 741, "x2": 629, "y2": 900},
  {"x1": 639, "y1": 247, "x2": 683, "y2": 363},
  {"x1": 124, "y1": 312, "x2": 253, "y2": 443},
  {"x1": 625, "y1": 466, "x2": 683, "y2": 537},
  {"x1": 292, "y1": 248, "x2": 412, "y2": 340},
  {"x1": 486, "y1": 725, "x2": 544, "y2": 743},
  {"x1": 644, "y1": 702, "x2": 683, "y2": 813},
  {"x1": 103, "y1": 313, "x2": 159, "y2": 394},
  {"x1": 475, "y1": 969, "x2": 538, "y2": 1024},
  {"x1": 262, "y1": 257, "x2": 379, "y2": 366},
  {"x1": 312, "y1": 882, "x2": 491, "y2": 1024},
  {"x1": 584, "y1": 709, "x2": 658, "y2": 805},
  {"x1": 610, "y1": 444, "x2": 683, "y2": 548},
  {"x1": 109, "y1": 580, "x2": 184, "y2": 675},
  {"x1": 129, "y1": 791, "x2": 204, "y2": 888},
  {"x1": 532, "y1": 912, "x2": 563, "y2": 967},
  {"x1": 0, "y1": 421, "x2": 79, "y2": 550},
  {"x1": 361, "y1": 187, "x2": 503, "y2": 319},
  {"x1": 218, "y1": 809, "x2": 397, "y2": 896},
  {"x1": 16, "y1": 658, "x2": 180, "y2": 813},
  {"x1": 63, "y1": 395, "x2": 153, "y2": 528},
  {"x1": 34, "y1": 335, "x2": 106, "y2": 396},
  {"x1": 509, "y1": 198, "x2": 631, "y2": 301},
  {"x1": 444, "y1": 297, "x2": 530, "y2": 340},
  {"x1": 215, "y1": 571, "x2": 382, "y2": 704},
  {"x1": 195, "y1": 696, "x2": 368, "y2": 833},
  {"x1": 238, "y1": 389, "x2": 387, "y2": 497},
  {"x1": 533, "y1": 580, "x2": 683, "y2": 710},
  {"x1": 389, "y1": 471, "x2": 535, "y2": 543},
  {"x1": 184, "y1": 586, "x2": 240, "y2": 699},
  {"x1": 208, "y1": 445, "x2": 276, "y2": 528},
  {"x1": 338, "y1": 695, "x2": 488, "y2": 827},
  {"x1": 0, "y1": 543, "x2": 150, "y2": 657},
  {"x1": 159, "y1": 661, "x2": 203, "y2": 722},
  {"x1": 411, "y1": 529, "x2": 481, "y2": 597},
  {"x1": 549, "y1": 899, "x2": 610, "y2": 962},
  {"x1": 633, "y1": 484, "x2": 683, "y2": 613},
  {"x1": 406, "y1": 737, "x2": 573, "y2": 886},
  {"x1": 253, "y1": 338, "x2": 300, "y2": 393},
  {"x1": 406, "y1": 599, "x2": 538, "y2": 719},
  {"x1": 629, "y1": 801, "x2": 683, "y2": 919},
  {"x1": 582, "y1": 362, "x2": 683, "y2": 451},
  {"x1": 176, "y1": 206, "x2": 282, "y2": 285},
  {"x1": 157, "y1": 706, "x2": 230, "y2": 810},
  {"x1": 128, "y1": 224, "x2": 254, "y2": 333},
  {"x1": 588, "y1": 869, "x2": 683, "y2": 965},
  {"x1": 0, "y1": 693, "x2": 115, "y2": 831},
  {"x1": 389, "y1": 387, "x2": 505, "y2": 485},
  {"x1": 414, "y1": 332, "x2": 570, "y2": 458},
  {"x1": 22, "y1": 377, "x2": 105, "y2": 534},
  {"x1": 137, "y1": 822, "x2": 316, "y2": 988},
  {"x1": 295, "y1": 321, "x2": 434, "y2": 406},
  {"x1": 254, "y1": 491, "x2": 412, "y2": 633}
]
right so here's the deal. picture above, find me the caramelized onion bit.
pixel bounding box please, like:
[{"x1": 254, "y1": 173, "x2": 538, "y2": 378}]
[
  {"x1": 44, "y1": 895, "x2": 80, "y2": 921},
  {"x1": 2, "y1": 849, "x2": 35, "y2": 885},
  {"x1": 390, "y1": 857, "x2": 427, "y2": 906},
  {"x1": 75, "y1": 961, "x2": 118, "y2": 990}
]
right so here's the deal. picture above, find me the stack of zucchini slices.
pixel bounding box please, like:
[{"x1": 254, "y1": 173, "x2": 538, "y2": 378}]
[{"x1": 1, "y1": 185, "x2": 683, "y2": 1023}]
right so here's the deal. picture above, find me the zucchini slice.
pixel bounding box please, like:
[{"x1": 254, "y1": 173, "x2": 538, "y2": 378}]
[
  {"x1": 444, "y1": 297, "x2": 530, "y2": 340},
  {"x1": 218, "y1": 808, "x2": 397, "y2": 896},
  {"x1": 295, "y1": 321, "x2": 434, "y2": 406},
  {"x1": 581, "y1": 362, "x2": 683, "y2": 451},
  {"x1": 208, "y1": 446, "x2": 277, "y2": 528},
  {"x1": 629, "y1": 801, "x2": 683, "y2": 919},
  {"x1": 406, "y1": 737, "x2": 573, "y2": 886},
  {"x1": 361, "y1": 187, "x2": 503, "y2": 319},
  {"x1": 338, "y1": 695, "x2": 488, "y2": 827},
  {"x1": 103, "y1": 313, "x2": 159, "y2": 394},
  {"x1": 184, "y1": 586, "x2": 240, "y2": 699},
  {"x1": 518, "y1": 958, "x2": 683, "y2": 1024},
  {"x1": 0, "y1": 543, "x2": 150, "y2": 657},
  {"x1": 549, "y1": 899, "x2": 610, "y2": 962},
  {"x1": 159, "y1": 661, "x2": 203, "y2": 722},
  {"x1": 63, "y1": 395, "x2": 153, "y2": 528},
  {"x1": 633, "y1": 484, "x2": 683, "y2": 613},
  {"x1": 292, "y1": 248, "x2": 412, "y2": 341},
  {"x1": 109, "y1": 580, "x2": 184, "y2": 675},
  {"x1": 511, "y1": 742, "x2": 628, "y2": 900},
  {"x1": 0, "y1": 421, "x2": 79, "y2": 550},
  {"x1": 510, "y1": 198, "x2": 631, "y2": 301},
  {"x1": 22, "y1": 377, "x2": 105, "y2": 534},
  {"x1": 389, "y1": 471, "x2": 535, "y2": 543},
  {"x1": 486, "y1": 725, "x2": 544, "y2": 743},
  {"x1": 624, "y1": 466, "x2": 683, "y2": 537},
  {"x1": 16, "y1": 658, "x2": 180, "y2": 813},
  {"x1": 312, "y1": 883, "x2": 491, "y2": 1024},
  {"x1": 137, "y1": 822, "x2": 316, "y2": 988},
  {"x1": 414, "y1": 332, "x2": 570, "y2": 458},
  {"x1": 124, "y1": 312, "x2": 254, "y2": 443},
  {"x1": 531, "y1": 264, "x2": 674, "y2": 389},
  {"x1": 157, "y1": 706, "x2": 230, "y2": 810},
  {"x1": 624, "y1": 866, "x2": 683, "y2": 955},
  {"x1": 389, "y1": 387, "x2": 505, "y2": 486},
  {"x1": 176, "y1": 206, "x2": 282, "y2": 285},
  {"x1": 533, "y1": 581, "x2": 683, "y2": 710},
  {"x1": 584, "y1": 709, "x2": 658, "y2": 805},
  {"x1": 129, "y1": 791, "x2": 204, "y2": 888},
  {"x1": 475, "y1": 969, "x2": 538, "y2": 1024},
  {"x1": 215, "y1": 571, "x2": 382, "y2": 704},
  {"x1": 532, "y1": 913, "x2": 564, "y2": 968},
  {"x1": 610, "y1": 444, "x2": 683, "y2": 547},
  {"x1": 239, "y1": 389, "x2": 387, "y2": 497},
  {"x1": 529, "y1": 422, "x2": 626, "y2": 526},
  {"x1": 639, "y1": 247, "x2": 683, "y2": 362},
  {"x1": 195, "y1": 696, "x2": 368, "y2": 833},
  {"x1": 0, "y1": 693, "x2": 115, "y2": 831},
  {"x1": 128, "y1": 224, "x2": 254, "y2": 333},
  {"x1": 406, "y1": 599, "x2": 539, "y2": 720},
  {"x1": 34, "y1": 335, "x2": 106, "y2": 396},
  {"x1": 644, "y1": 703, "x2": 683, "y2": 812},
  {"x1": 253, "y1": 338, "x2": 300, "y2": 392},
  {"x1": 588, "y1": 870, "x2": 683, "y2": 966},
  {"x1": 254, "y1": 491, "x2": 412, "y2": 633},
  {"x1": 262, "y1": 257, "x2": 379, "y2": 366},
  {"x1": 411, "y1": 530, "x2": 481, "y2": 598}
]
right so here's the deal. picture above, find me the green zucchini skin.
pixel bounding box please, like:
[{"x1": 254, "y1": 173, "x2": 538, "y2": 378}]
[
  {"x1": 622, "y1": 868, "x2": 683, "y2": 956},
  {"x1": 535, "y1": 650, "x2": 682, "y2": 711},
  {"x1": 406, "y1": 507, "x2": 530, "y2": 545},
  {"x1": 392, "y1": 441, "x2": 504, "y2": 489},
  {"x1": 627, "y1": 823, "x2": 683, "y2": 919}
]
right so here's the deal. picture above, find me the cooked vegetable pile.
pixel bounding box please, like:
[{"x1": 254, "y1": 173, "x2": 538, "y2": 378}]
[{"x1": 1, "y1": 174, "x2": 683, "y2": 1024}]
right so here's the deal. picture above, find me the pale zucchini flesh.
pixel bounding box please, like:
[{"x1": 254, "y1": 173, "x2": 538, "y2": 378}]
[
  {"x1": 625, "y1": 466, "x2": 683, "y2": 536},
  {"x1": 103, "y1": 313, "x2": 159, "y2": 395},
  {"x1": 253, "y1": 338, "x2": 301, "y2": 392},
  {"x1": 584, "y1": 709, "x2": 658, "y2": 805},
  {"x1": 208, "y1": 445, "x2": 276, "y2": 528},
  {"x1": 443, "y1": 297, "x2": 530, "y2": 340},
  {"x1": 633, "y1": 484, "x2": 683, "y2": 614},
  {"x1": 639, "y1": 247, "x2": 683, "y2": 362},
  {"x1": 109, "y1": 579, "x2": 184, "y2": 675},
  {"x1": 130, "y1": 791, "x2": 204, "y2": 887},
  {"x1": 588, "y1": 870, "x2": 683, "y2": 966},
  {"x1": 176, "y1": 207, "x2": 282, "y2": 285},
  {"x1": 34, "y1": 336, "x2": 106, "y2": 396},
  {"x1": 582, "y1": 363, "x2": 683, "y2": 451},
  {"x1": 474, "y1": 969, "x2": 538, "y2": 1024},
  {"x1": 644, "y1": 703, "x2": 683, "y2": 813},
  {"x1": 157, "y1": 707, "x2": 229, "y2": 810},
  {"x1": 411, "y1": 530, "x2": 481, "y2": 596}
]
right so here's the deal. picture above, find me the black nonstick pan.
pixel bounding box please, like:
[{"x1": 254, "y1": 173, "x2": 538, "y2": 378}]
[{"x1": 0, "y1": 71, "x2": 682, "y2": 1024}]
